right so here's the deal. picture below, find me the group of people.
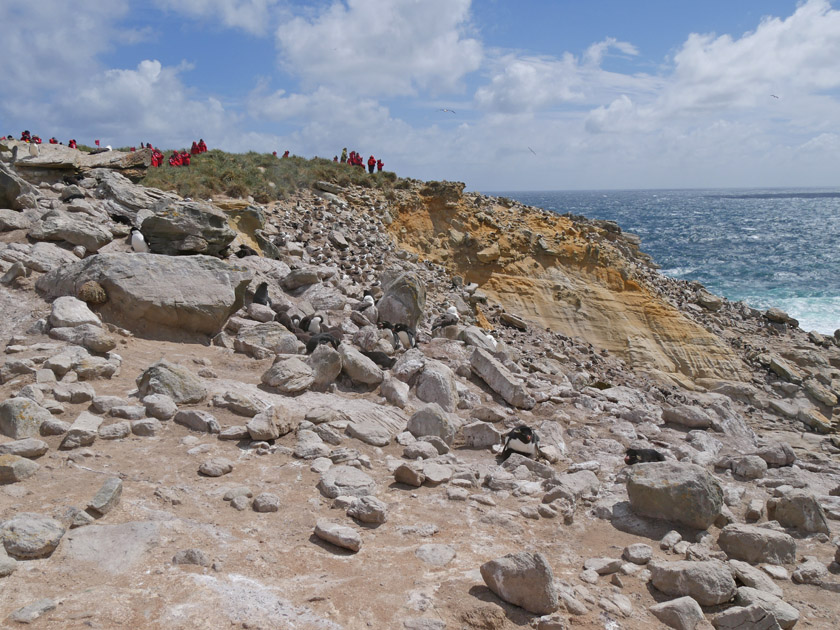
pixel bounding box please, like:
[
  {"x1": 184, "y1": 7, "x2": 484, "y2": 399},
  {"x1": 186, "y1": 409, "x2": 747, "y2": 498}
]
[
  {"x1": 17, "y1": 130, "x2": 42, "y2": 144},
  {"x1": 142, "y1": 139, "x2": 207, "y2": 167},
  {"x1": 338, "y1": 148, "x2": 383, "y2": 173}
]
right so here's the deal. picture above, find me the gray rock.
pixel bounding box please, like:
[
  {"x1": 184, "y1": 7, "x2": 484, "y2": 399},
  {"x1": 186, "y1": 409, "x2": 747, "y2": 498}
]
[
  {"x1": 314, "y1": 519, "x2": 361, "y2": 552},
  {"x1": 0, "y1": 513, "x2": 65, "y2": 559},
  {"x1": 649, "y1": 596, "x2": 706, "y2": 630},
  {"x1": 30, "y1": 209, "x2": 114, "y2": 252},
  {"x1": 734, "y1": 587, "x2": 799, "y2": 629},
  {"x1": 423, "y1": 462, "x2": 452, "y2": 485},
  {"x1": 627, "y1": 461, "x2": 723, "y2": 529},
  {"x1": 622, "y1": 543, "x2": 653, "y2": 565},
  {"x1": 98, "y1": 421, "x2": 132, "y2": 440},
  {"x1": 252, "y1": 493, "x2": 281, "y2": 513},
  {"x1": 347, "y1": 496, "x2": 388, "y2": 524},
  {"x1": 62, "y1": 520, "x2": 159, "y2": 574},
  {"x1": 131, "y1": 418, "x2": 162, "y2": 436},
  {"x1": 480, "y1": 551, "x2": 559, "y2": 615},
  {"x1": 415, "y1": 544, "x2": 456, "y2": 566},
  {"x1": 174, "y1": 410, "x2": 220, "y2": 434},
  {"x1": 0, "y1": 437, "x2": 48, "y2": 458},
  {"x1": 729, "y1": 559, "x2": 784, "y2": 597},
  {"x1": 0, "y1": 397, "x2": 52, "y2": 439},
  {"x1": 755, "y1": 442, "x2": 795, "y2": 468},
  {"x1": 462, "y1": 421, "x2": 502, "y2": 449},
  {"x1": 261, "y1": 357, "x2": 315, "y2": 393},
  {"x1": 394, "y1": 463, "x2": 425, "y2": 487},
  {"x1": 87, "y1": 477, "x2": 123, "y2": 517},
  {"x1": 0, "y1": 547, "x2": 16, "y2": 577},
  {"x1": 712, "y1": 604, "x2": 782, "y2": 630},
  {"x1": 49, "y1": 295, "x2": 101, "y2": 328},
  {"x1": 584, "y1": 557, "x2": 622, "y2": 575},
  {"x1": 7, "y1": 598, "x2": 58, "y2": 624},
  {"x1": 649, "y1": 560, "x2": 737, "y2": 606},
  {"x1": 40, "y1": 418, "x2": 71, "y2": 436},
  {"x1": 732, "y1": 455, "x2": 768, "y2": 480},
  {"x1": 198, "y1": 458, "x2": 234, "y2": 477},
  {"x1": 381, "y1": 376, "x2": 410, "y2": 408},
  {"x1": 294, "y1": 429, "x2": 331, "y2": 459},
  {"x1": 470, "y1": 348, "x2": 535, "y2": 409},
  {"x1": 403, "y1": 441, "x2": 439, "y2": 459},
  {"x1": 141, "y1": 393, "x2": 178, "y2": 420},
  {"x1": 717, "y1": 524, "x2": 796, "y2": 565},
  {"x1": 307, "y1": 344, "x2": 342, "y2": 391},
  {"x1": 769, "y1": 490, "x2": 830, "y2": 534},
  {"x1": 246, "y1": 407, "x2": 281, "y2": 441},
  {"x1": 235, "y1": 322, "x2": 303, "y2": 358},
  {"x1": 141, "y1": 199, "x2": 235, "y2": 255},
  {"x1": 172, "y1": 548, "x2": 211, "y2": 567},
  {"x1": 36, "y1": 253, "x2": 251, "y2": 336},
  {"x1": 318, "y1": 465, "x2": 376, "y2": 498},
  {"x1": 0, "y1": 453, "x2": 39, "y2": 482},
  {"x1": 137, "y1": 360, "x2": 207, "y2": 404},
  {"x1": 376, "y1": 272, "x2": 426, "y2": 329},
  {"x1": 60, "y1": 411, "x2": 104, "y2": 449},
  {"x1": 791, "y1": 556, "x2": 829, "y2": 585},
  {"x1": 415, "y1": 360, "x2": 459, "y2": 412},
  {"x1": 339, "y1": 344, "x2": 384, "y2": 386},
  {"x1": 663, "y1": 404, "x2": 715, "y2": 429},
  {"x1": 406, "y1": 404, "x2": 457, "y2": 444},
  {"x1": 109, "y1": 405, "x2": 146, "y2": 420},
  {"x1": 53, "y1": 381, "x2": 97, "y2": 404}
]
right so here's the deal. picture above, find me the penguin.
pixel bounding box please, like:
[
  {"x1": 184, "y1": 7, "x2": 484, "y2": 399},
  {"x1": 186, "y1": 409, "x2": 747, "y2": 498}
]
[
  {"x1": 431, "y1": 306, "x2": 460, "y2": 330},
  {"x1": 235, "y1": 244, "x2": 258, "y2": 258},
  {"x1": 360, "y1": 350, "x2": 397, "y2": 369},
  {"x1": 28, "y1": 141, "x2": 39, "y2": 157},
  {"x1": 306, "y1": 332, "x2": 340, "y2": 354},
  {"x1": 624, "y1": 448, "x2": 665, "y2": 465},
  {"x1": 299, "y1": 314, "x2": 323, "y2": 334},
  {"x1": 275, "y1": 311, "x2": 301, "y2": 333},
  {"x1": 352, "y1": 295, "x2": 375, "y2": 311},
  {"x1": 253, "y1": 281, "x2": 271, "y2": 307},
  {"x1": 130, "y1": 227, "x2": 150, "y2": 253},
  {"x1": 393, "y1": 323, "x2": 417, "y2": 349},
  {"x1": 501, "y1": 425, "x2": 540, "y2": 462}
]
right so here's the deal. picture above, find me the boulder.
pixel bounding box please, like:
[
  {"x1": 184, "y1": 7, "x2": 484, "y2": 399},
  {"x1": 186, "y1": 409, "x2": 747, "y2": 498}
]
[
  {"x1": 48, "y1": 296, "x2": 101, "y2": 328},
  {"x1": 234, "y1": 322, "x2": 303, "y2": 358},
  {"x1": 314, "y1": 519, "x2": 361, "y2": 552},
  {"x1": 769, "y1": 490, "x2": 830, "y2": 534},
  {"x1": 0, "y1": 454, "x2": 39, "y2": 483},
  {"x1": 717, "y1": 524, "x2": 796, "y2": 565},
  {"x1": 649, "y1": 596, "x2": 706, "y2": 630},
  {"x1": 734, "y1": 587, "x2": 799, "y2": 629},
  {"x1": 627, "y1": 461, "x2": 723, "y2": 529},
  {"x1": 36, "y1": 253, "x2": 251, "y2": 336},
  {"x1": 339, "y1": 344, "x2": 384, "y2": 386},
  {"x1": 480, "y1": 552, "x2": 559, "y2": 615},
  {"x1": 0, "y1": 513, "x2": 65, "y2": 559},
  {"x1": 0, "y1": 162, "x2": 38, "y2": 209},
  {"x1": 261, "y1": 357, "x2": 315, "y2": 394},
  {"x1": 306, "y1": 344, "x2": 342, "y2": 391},
  {"x1": 375, "y1": 272, "x2": 426, "y2": 329},
  {"x1": 649, "y1": 560, "x2": 737, "y2": 606},
  {"x1": 141, "y1": 199, "x2": 235, "y2": 255},
  {"x1": 136, "y1": 360, "x2": 207, "y2": 404},
  {"x1": 406, "y1": 404, "x2": 457, "y2": 445},
  {"x1": 49, "y1": 323, "x2": 117, "y2": 353},
  {"x1": 317, "y1": 465, "x2": 376, "y2": 498},
  {"x1": 712, "y1": 605, "x2": 781, "y2": 630},
  {"x1": 29, "y1": 210, "x2": 114, "y2": 252},
  {"x1": 0, "y1": 398, "x2": 52, "y2": 439},
  {"x1": 414, "y1": 360, "x2": 459, "y2": 412},
  {"x1": 60, "y1": 411, "x2": 104, "y2": 449},
  {"x1": 470, "y1": 348, "x2": 535, "y2": 409},
  {"x1": 174, "y1": 410, "x2": 220, "y2": 434},
  {"x1": 662, "y1": 404, "x2": 714, "y2": 429},
  {"x1": 346, "y1": 496, "x2": 388, "y2": 524}
]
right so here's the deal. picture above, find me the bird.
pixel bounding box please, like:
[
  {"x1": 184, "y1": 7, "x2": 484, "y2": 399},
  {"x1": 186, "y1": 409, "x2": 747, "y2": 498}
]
[
  {"x1": 438, "y1": 108, "x2": 456, "y2": 114},
  {"x1": 130, "y1": 227, "x2": 150, "y2": 253},
  {"x1": 306, "y1": 332, "x2": 340, "y2": 355},
  {"x1": 528, "y1": 147, "x2": 537, "y2": 156},
  {"x1": 352, "y1": 294, "x2": 376, "y2": 312},
  {"x1": 235, "y1": 244, "x2": 258, "y2": 258},
  {"x1": 770, "y1": 94, "x2": 779, "y2": 99},
  {"x1": 431, "y1": 306, "x2": 460, "y2": 330},
  {"x1": 299, "y1": 314, "x2": 324, "y2": 334},
  {"x1": 275, "y1": 311, "x2": 301, "y2": 333},
  {"x1": 28, "y1": 141, "x2": 39, "y2": 158},
  {"x1": 501, "y1": 426, "x2": 540, "y2": 461},
  {"x1": 393, "y1": 323, "x2": 417, "y2": 349},
  {"x1": 252, "y1": 282, "x2": 271, "y2": 307}
]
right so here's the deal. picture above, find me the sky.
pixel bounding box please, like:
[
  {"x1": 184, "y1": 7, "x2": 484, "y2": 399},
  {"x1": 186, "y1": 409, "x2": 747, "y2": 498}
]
[{"x1": 2, "y1": 0, "x2": 840, "y2": 191}]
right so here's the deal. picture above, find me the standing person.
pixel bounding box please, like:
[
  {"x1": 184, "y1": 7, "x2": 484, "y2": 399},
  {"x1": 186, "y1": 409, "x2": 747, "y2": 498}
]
[
  {"x1": 181, "y1": 150, "x2": 191, "y2": 166},
  {"x1": 169, "y1": 151, "x2": 182, "y2": 167},
  {"x1": 198, "y1": 138, "x2": 207, "y2": 153},
  {"x1": 376, "y1": 158, "x2": 383, "y2": 172},
  {"x1": 282, "y1": 150, "x2": 289, "y2": 158},
  {"x1": 190, "y1": 141, "x2": 199, "y2": 155},
  {"x1": 367, "y1": 155, "x2": 375, "y2": 173},
  {"x1": 68, "y1": 139, "x2": 77, "y2": 149},
  {"x1": 340, "y1": 147, "x2": 347, "y2": 163}
]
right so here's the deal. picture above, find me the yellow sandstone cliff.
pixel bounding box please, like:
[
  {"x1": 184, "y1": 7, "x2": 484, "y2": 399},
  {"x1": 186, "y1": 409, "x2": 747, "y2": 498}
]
[{"x1": 385, "y1": 181, "x2": 749, "y2": 387}]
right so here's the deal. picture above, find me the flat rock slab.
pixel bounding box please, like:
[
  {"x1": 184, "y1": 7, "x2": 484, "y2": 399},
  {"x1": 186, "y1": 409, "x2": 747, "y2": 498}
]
[
  {"x1": 415, "y1": 544, "x2": 456, "y2": 567},
  {"x1": 649, "y1": 560, "x2": 736, "y2": 606},
  {"x1": 87, "y1": 477, "x2": 123, "y2": 517},
  {"x1": 318, "y1": 465, "x2": 376, "y2": 498},
  {"x1": 0, "y1": 454, "x2": 39, "y2": 482},
  {"x1": 314, "y1": 519, "x2": 361, "y2": 552},
  {"x1": 717, "y1": 524, "x2": 796, "y2": 565},
  {"x1": 61, "y1": 521, "x2": 160, "y2": 574}
]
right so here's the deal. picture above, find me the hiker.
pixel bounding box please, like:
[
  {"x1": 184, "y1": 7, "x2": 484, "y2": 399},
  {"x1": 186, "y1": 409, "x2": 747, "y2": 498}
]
[
  {"x1": 198, "y1": 139, "x2": 207, "y2": 153},
  {"x1": 180, "y1": 150, "x2": 191, "y2": 166},
  {"x1": 367, "y1": 155, "x2": 376, "y2": 173},
  {"x1": 68, "y1": 139, "x2": 77, "y2": 149},
  {"x1": 377, "y1": 159, "x2": 383, "y2": 172},
  {"x1": 191, "y1": 141, "x2": 199, "y2": 155},
  {"x1": 49, "y1": 137, "x2": 58, "y2": 144},
  {"x1": 283, "y1": 150, "x2": 289, "y2": 158},
  {"x1": 340, "y1": 147, "x2": 347, "y2": 163},
  {"x1": 169, "y1": 151, "x2": 182, "y2": 167}
]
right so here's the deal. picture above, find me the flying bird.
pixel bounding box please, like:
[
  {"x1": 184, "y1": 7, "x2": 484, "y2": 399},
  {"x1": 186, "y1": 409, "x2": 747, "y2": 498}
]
[
  {"x1": 528, "y1": 147, "x2": 537, "y2": 156},
  {"x1": 771, "y1": 94, "x2": 779, "y2": 99},
  {"x1": 438, "y1": 108, "x2": 456, "y2": 114}
]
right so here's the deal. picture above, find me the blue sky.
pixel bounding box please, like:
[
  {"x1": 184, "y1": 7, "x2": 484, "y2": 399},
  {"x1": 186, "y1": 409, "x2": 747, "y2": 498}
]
[{"x1": 2, "y1": 0, "x2": 839, "y2": 191}]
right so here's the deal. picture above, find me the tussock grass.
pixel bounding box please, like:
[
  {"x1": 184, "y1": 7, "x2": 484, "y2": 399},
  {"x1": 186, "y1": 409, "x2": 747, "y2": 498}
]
[{"x1": 139, "y1": 151, "x2": 399, "y2": 203}]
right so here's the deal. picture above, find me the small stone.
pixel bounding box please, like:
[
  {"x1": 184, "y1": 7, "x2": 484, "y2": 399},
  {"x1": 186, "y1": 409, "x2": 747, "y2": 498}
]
[
  {"x1": 87, "y1": 477, "x2": 123, "y2": 517},
  {"x1": 314, "y1": 519, "x2": 361, "y2": 552},
  {"x1": 622, "y1": 543, "x2": 652, "y2": 565},
  {"x1": 131, "y1": 417, "x2": 162, "y2": 436},
  {"x1": 7, "y1": 598, "x2": 58, "y2": 624},
  {"x1": 346, "y1": 496, "x2": 388, "y2": 524},
  {"x1": 395, "y1": 463, "x2": 426, "y2": 487},
  {"x1": 415, "y1": 544, "x2": 456, "y2": 567},
  {"x1": 0, "y1": 513, "x2": 65, "y2": 559},
  {"x1": 584, "y1": 557, "x2": 622, "y2": 575},
  {"x1": 198, "y1": 458, "x2": 234, "y2": 477},
  {"x1": 649, "y1": 596, "x2": 705, "y2": 630},
  {"x1": 252, "y1": 493, "x2": 281, "y2": 513},
  {"x1": 230, "y1": 495, "x2": 250, "y2": 511},
  {"x1": 172, "y1": 548, "x2": 211, "y2": 567},
  {"x1": 0, "y1": 453, "x2": 39, "y2": 482}
]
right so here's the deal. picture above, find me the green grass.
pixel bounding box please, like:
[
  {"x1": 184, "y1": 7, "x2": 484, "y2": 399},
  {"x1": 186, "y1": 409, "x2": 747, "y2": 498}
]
[{"x1": 139, "y1": 150, "x2": 400, "y2": 203}]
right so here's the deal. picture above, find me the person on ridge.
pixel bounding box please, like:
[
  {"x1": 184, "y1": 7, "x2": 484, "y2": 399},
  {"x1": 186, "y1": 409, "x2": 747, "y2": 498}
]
[
  {"x1": 198, "y1": 139, "x2": 207, "y2": 153},
  {"x1": 272, "y1": 151, "x2": 277, "y2": 157},
  {"x1": 68, "y1": 139, "x2": 77, "y2": 149},
  {"x1": 180, "y1": 150, "x2": 191, "y2": 166},
  {"x1": 169, "y1": 151, "x2": 182, "y2": 167},
  {"x1": 376, "y1": 158, "x2": 383, "y2": 172},
  {"x1": 283, "y1": 150, "x2": 289, "y2": 158},
  {"x1": 367, "y1": 155, "x2": 376, "y2": 174},
  {"x1": 340, "y1": 147, "x2": 347, "y2": 163},
  {"x1": 20, "y1": 130, "x2": 31, "y2": 142},
  {"x1": 49, "y1": 137, "x2": 58, "y2": 144},
  {"x1": 190, "y1": 141, "x2": 199, "y2": 155}
]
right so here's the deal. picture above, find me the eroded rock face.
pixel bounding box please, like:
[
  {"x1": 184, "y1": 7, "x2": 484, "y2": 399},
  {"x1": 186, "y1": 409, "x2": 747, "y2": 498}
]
[
  {"x1": 136, "y1": 360, "x2": 207, "y2": 404},
  {"x1": 480, "y1": 551, "x2": 559, "y2": 615},
  {"x1": 376, "y1": 271, "x2": 426, "y2": 329},
  {"x1": 649, "y1": 560, "x2": 736, "y2": 606},
  {"x1": 626, "y1": 461, "x2": 723, "y2": 529},
  {"x1": 717, "y1": 524, "x2": 796, "y2": 565},
  {"x1": 141, "y1": 199, "x2": 236, "y2": 255},
  {"x1": 36, "y1": 253, "x2": 251, "y2": 336}
]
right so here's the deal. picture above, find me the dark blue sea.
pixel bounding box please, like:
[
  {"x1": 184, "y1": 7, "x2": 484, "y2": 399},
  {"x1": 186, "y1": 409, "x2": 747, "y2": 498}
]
[{"x1": 489, "y1": 188, "x2": 840, "y2": 335}]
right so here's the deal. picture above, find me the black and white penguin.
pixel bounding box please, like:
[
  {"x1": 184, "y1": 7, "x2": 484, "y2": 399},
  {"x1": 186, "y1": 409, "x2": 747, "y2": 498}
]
[
  {"x1": 253, "y1": 281, "x2": 271, "y2": 307},
  {"x1": 431, "y1": 306, "x2": 460, "y2": 330},
  {"x1": 306, "y1": 332, "x2": 340, "y2": 355},
  {"x1": 501, "y1": 425, "x2": 540, "y2": 461},
  {"x1": 352, "y1": 295, "x2": 375, "y2": 311},
  {"x1": 130, "y1": 227, "x2": 150, "y2": 253},
  {"x1": 360, "y1": 350, "x2": 397, "y2": 369},
  {"x1": 393, "y1": 323, "x2": 417, "y2": 349},
  {"x1": 299, "y1": 314, "x2": 324, "y2": 334},
  {"x1": 28, "y1": 141, "x2": 39, "y2": 158}
]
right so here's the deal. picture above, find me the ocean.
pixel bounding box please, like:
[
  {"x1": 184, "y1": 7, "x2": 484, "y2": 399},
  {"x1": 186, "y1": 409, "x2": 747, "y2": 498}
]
[{"x1": 489, "y1": 188, "x2": 840, "y2": 335}]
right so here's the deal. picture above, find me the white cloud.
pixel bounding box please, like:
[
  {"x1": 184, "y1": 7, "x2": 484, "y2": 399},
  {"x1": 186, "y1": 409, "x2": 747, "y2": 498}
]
[
  {"x1": 275, "y1": 0, "x2": 482, "y2": 96},
  {"x1": 151, "y1": 0, "x2": 283, "y2": 36}
]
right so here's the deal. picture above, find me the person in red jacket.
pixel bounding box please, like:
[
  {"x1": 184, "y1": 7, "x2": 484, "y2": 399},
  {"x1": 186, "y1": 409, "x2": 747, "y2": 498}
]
[
  {"x1": 33, "y1": 136, "x2": 42, "y2": 144},
  {"x1": 197, "y1": 139, "x2": 207, "y2": 153},
  {"x1": 376, "y1": 159, "x2": 383, "y2": 172},
  {"x1": 190, "y1": 141, "x2": 199, "y2": 155},
  {"x1": 169, "y1": 151, "x2": 182, "y2": 167},
  {"x1": 68, "y1": 139, "x2": 77, "y2": 149},
  {"x1": 20, "y1": 130, "x2": 31, "y2": 142},
  {"x1": 282, "y1": 150, "x2": 289, "y2": 158},
  {"x1": 181, "y1": 151, "x2": 191, "y2": 166},
  {"x1": 367, "y1": 155, "x2": 376, "y2": 173},
  {"x1": 49, "y1": 137, "x2": 58, "y2": 144}
]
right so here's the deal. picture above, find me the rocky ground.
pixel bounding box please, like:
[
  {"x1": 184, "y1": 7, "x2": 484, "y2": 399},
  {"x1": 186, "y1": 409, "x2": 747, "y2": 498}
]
[{"x1": 1, "y1": 144, "x2": 839, "y2": 629}]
